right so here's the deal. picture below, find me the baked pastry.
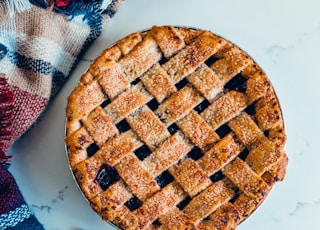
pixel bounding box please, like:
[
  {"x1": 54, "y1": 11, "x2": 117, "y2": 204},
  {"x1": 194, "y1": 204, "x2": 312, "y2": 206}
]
[{"x1": 65, "y1": 25, "x2": 288, "y2": 229}]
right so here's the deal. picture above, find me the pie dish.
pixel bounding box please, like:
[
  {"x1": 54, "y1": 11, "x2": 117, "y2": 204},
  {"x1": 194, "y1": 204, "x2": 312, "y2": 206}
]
[{"x1": 65, "y1": 25, "x2": 288, "y2": 229}]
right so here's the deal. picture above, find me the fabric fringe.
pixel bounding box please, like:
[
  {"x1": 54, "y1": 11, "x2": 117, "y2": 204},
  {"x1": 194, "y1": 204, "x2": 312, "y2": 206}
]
[
  {"x1": 0, "y1": 0, "x2": 120, "y2": 22},
  {"x1": 0, "y1": 75, "x2": 14, "y2": 166},
  {"x1": 54, "y1": 0, "x2": 113, "y2": 20}
]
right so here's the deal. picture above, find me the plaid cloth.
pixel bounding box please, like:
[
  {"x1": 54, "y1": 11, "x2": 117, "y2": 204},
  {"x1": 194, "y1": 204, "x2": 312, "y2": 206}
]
[{"x1": 0, "y1": 0, "x2": 123, "y2": 229}]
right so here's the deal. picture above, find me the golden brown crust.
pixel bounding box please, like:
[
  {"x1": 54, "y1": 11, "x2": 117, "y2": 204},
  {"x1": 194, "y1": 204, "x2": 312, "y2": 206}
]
[
  {"x1": 197, "y1": 202, "x2": 240, "y2": 229},
  {"x1": 150, "y1": 25, "x2": 185, "y2": 58},
  {"x1": 94, "y1": 60, "x2": 130, "y2": 100},
  {"x1": 104, "y1": 82, "x2": 152, "y2": 123},
  {"x1": 95, "y1": 45, "x2": 122, "y2": 63},
  {"x1": 201, "y1": 91, "x2": 248, "y2": 130},
  {"x1": 228, "y1": 112, "x2": 267, "y2": 149},
  {"x1": 127, "y1": 106, "x2": 170, "y2": 151},
  {"x1": 233, "y1": 193, "x2": 265, "y2": 222},
  {"x1": 243, "y1": 65, "x2": 271, "y2": 104},
  {"x1": 66, "y1": 80, "x2": 105, "y2": 121},
  {"x1": 155, "y1": 85, "x2": 203, "y2": 126},
  {"x1": 94, "y1": 130, "x2": 143, "y2": 167},
  {"x1": 222, "y1": 158, "x2": 270, "y2": 199},
  {"x1": 159, "y1": 207, "x2": 196, "y2": 229},
  {"x1": 187, "y1": 64, "x2": 224, "y2": 102},
  {"x1": 183, "y1": 180, "x2": 235, "y2": 223},
  {"x1": 245, "y1": 139, "x2": 283, "y2": 176},
  {"x1": 140, "y1": 63, "x2": 177, "y2": 103},
  {"x1": 255, "y1": 96, "x2": 283, "y2": 131},
  {"x1": 119, "y1": 35, "x2": 161, "y2": 81},
  {"x1": 65, "y1": 127, "x2": 93, "y2": 168},
  {"x1": 163, "y1": 31, "x2": 226, "y2": 83},
  {"x1": 169, "y1": 158, "x2": 212, "y2": 197},
  {"x1": 197, "y1": 134, "x2": 244, "y2": 176},
  {"x1": 177, "y1": 110, "x2": 220, "y2": 152},
  {"x1": 131, "y1": 182, "x2": 185, "y2": 229},
  {"x1": 116, "y1": 32, "x2": 143, "y2": 56},
  {"x1": 115, "y1": 154, "x2": 160, "y2": 201},
  {"x1": 211, "y1": 45, "x2": 253, "y2": 84},
  {"x1": 143, "y1": 131, "x2": 192, "y2": 177},
  {"x1": 177, "y1": 27, "x2": 203, "y2": 44},
  {"x1": 73, "y1": 158, "x2": 103, "y2": 199},
  {"x1": 262, "y1": 152, "x2": 288, "y2": 185},
  {"x1": 81, "y1": 106, "x2": 118, "y2": 146},
  {"x1": 90, "y1": 181, "x2": 132, "y2": 221},
  {"x1": 65, "y1": 25, "x2": 287, "y2": 230}
]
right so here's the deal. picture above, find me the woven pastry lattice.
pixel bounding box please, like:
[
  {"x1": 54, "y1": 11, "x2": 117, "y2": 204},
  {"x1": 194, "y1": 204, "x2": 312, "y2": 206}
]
[{"x1": 65, "y1": 26, "x2": 287, "y2": 230}]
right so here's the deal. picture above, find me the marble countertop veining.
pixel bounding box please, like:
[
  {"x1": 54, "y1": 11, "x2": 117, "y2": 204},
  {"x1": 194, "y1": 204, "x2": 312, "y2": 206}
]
[{"x1": 8, "y1": 0, "x2": 320, "y2": 229}]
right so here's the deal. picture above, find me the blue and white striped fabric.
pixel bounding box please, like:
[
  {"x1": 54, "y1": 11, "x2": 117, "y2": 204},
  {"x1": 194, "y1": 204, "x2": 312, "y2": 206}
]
[
  {"x1": 0, "y1": 0, "x2": 123, "y2": 229},
  {"x1": 0, "y1": 205, "x2": 32, "y2": 229}
]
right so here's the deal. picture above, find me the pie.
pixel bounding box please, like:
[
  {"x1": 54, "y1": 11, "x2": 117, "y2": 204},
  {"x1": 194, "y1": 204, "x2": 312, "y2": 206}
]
[{"x1": 65, "y1": 25, "x2": 288, "y2": 229}]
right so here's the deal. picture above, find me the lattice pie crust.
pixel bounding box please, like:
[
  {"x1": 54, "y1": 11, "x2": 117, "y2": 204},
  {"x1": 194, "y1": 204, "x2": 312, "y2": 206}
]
[{"x1": 65, "y1": 26, "x2": 288, "y2": 229}]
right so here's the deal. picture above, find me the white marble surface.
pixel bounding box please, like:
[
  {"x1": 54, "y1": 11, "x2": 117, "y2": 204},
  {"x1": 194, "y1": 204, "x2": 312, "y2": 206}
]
[{"x1": 8, "y1": 0, "x2": 320, "y2": 229}]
